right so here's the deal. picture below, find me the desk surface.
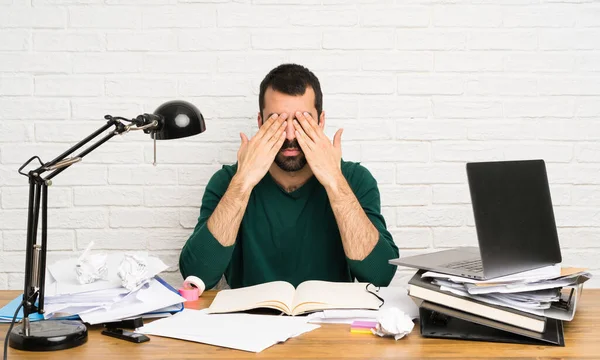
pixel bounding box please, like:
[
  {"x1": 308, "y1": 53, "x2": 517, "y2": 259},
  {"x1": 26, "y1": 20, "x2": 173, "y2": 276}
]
[{"x1": 1, "y1": 289, "x2": 600, "y2": 359}]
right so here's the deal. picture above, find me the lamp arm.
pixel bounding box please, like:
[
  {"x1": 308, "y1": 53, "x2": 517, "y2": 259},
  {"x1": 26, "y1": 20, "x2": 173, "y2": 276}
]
[{"x1": 18, "y1": 116, "x2": 146, "y2": 324}]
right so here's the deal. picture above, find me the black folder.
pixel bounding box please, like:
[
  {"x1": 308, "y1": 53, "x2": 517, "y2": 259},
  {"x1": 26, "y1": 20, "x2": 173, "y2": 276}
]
[{"x1": 418, "y1": 301, "x2": 565, "y2": 346}]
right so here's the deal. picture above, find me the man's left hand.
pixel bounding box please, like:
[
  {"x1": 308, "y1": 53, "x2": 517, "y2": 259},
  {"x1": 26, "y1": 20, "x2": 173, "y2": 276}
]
[{"x1": 293, "y1": 111, "x2": 344, "y2": 190}]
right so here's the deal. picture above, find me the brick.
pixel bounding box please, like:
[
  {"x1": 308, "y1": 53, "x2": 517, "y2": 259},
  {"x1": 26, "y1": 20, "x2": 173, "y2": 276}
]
[
  {"x1": 145, "y1": 229, "x2": 191, "y2": 250},
  {"x1": 253, "y1": 31, "x2": 322, "y2": 50},
  {"x1": 381, "y1": 207, "x2": 395, "y2": 226},
  {"x1": 324, "y1": 97, "x2": 359, "y2": 119},
  {"x1": 218, "y1": 144, "x2": 242, "y2": 164},
  {"x1": 8, "y1": 273, "x2": 24, "y2": 290},
  {"x1": 468, "y1": 30, "x2": 537, "y2": 50},
  {"x1": 396, "y1": 120, "x2": 466, "y2": 140},
  {"x1": 576, "y1": 97, "x2": 600, "y2": 117},
  {"x1": 0, "y1": 253, "x2": 25, "y2": 272},
  {"x1": 433, "y1": 227, "x2": 478, "y2": 247},
  {"x1": 49, "y1": 208, "x2": 108, "y2": 229},
  {"x1": 107, "y1": 31, "x2": 178, "y2": 51},
  {"x1": 293, "y1": 9, "x2": 358, "y2": 26},
  {"x1": 435, "y1": 52, "x2": 503, "y2": 72},
  {"x1": 326, "y1": 119, "x2": 394, "y2": 141},
  {"x1": 179, "y1": 30, "x2": 250, "y2": 51},
  {"x1": 173, "y1": 97, "x2": 256, "y2": 119},
  {"x1": 539, "y1": 30, "x2": 600, "y2": 50},
  {"x1": 33, "y1": 31, "x2": 104, "y2": 52},
  {"x1": 468, "y1": 120, "x2": 538, "y2": 140},
  {"x1": 321, "y1": 75, "x2": 396, "y2": 95},
  {"x1": 379, "y1": 186, "x2": 430, "y2": 206},
  {"x1": 397, "y1": 74, "x2": 465, "y2": 95},
  {"x1": 576, "y1": 53, "x2": 600, "y2": 72},
  {"x1": 2, "y1": 187, "x2": 72, "y2": 209},
  {"x1": 3, "y1": 230, "x2": 74, "y2": 251},
  {"x1": 359, "y1": 162, "x2": 395, "y2": 185},
  {"x1": 180, "y1": 208, "x2": 200, "y2": 229},
  {"x1": 218, "y1": 6, "x2": 289, "y2": 27},
  {"x1": 557, "y1": 228, "x2": 600, "y2": 248},
  {"x1": 432, "y1": 141, "x2": 505, "y2": 162},
  {"x1": 561, "y1": 251, "x2": 600, "y2": 273},
  {"x1": 571, "y1": 185, "x2": 600, "y2": 206},
  {"x1": 576, "y1": 143, "x2": 600, "y2": 163},
  {"x1": 74, "y1": 186, "x2": 143, "y2": 206},
  {"x1": 0, "y1": 75, "x2": 32, "y2": 96},
  {"x1": 503, "y1": 5, "x2": 576, "y2": 27},
  {"x1": 504, "y1": 97, "x2": 575, "y2": 118},
  {"x1": 1, "y1": 144, "x2": 72, "y2": 165},
  {"x1": 396, "y1": 164, "x2": 467, "y2": 185},
  {"x1": 0, "y1": 53, "x2": 71, "y2": 73},
  {"x1": 359, "y1": 96, "x2": 430, "y2": 118},
  {"x1": 390, "y1": 228, "x2": 432, "y2": 249},
  {"x1": 35, "y1": 76, "x2": 104, "y2": 97},
  {"x1": 502, "y1": 142, "x2": 574, "y2": 163},
  {"x1": 323, "y1": 30, "x2": 394, "y2": 50},
  {"x1": 144, "y1": 143, "x2": 220, "y2": 164},
  {"x1": 362, "y1": 52, "x2": 433, "y2": 72},
  {"x1": 537, "y1": 120, "x2": 600, "y2": 140},
  {"x1": 433, "y1": 5, "x2": 502, "y2": 27},
  {"x1": 538, "y1": 77, "x2": 600, "y2": 95},
  {"x1": 505, "y1": 53, "x2": 574, "y2": 73},
  {"x1": 466, "y1": 76, "x2": 537, "y2": 96},
  {"x1": 178, "y1": 165, "x2": 223, "y2": 186},
  {"x1": 396, "y1": 29, "x2": 466, "y2": 50},
  {"x1": 218, "y1": 52, "x2": 289, "y2": 73},
  {"x1": 396, "y1": 206, "x2": 471, "y2": 227},
  {"x1": 0, "y1": 29, "x2": 29, "y2": 50},
  {"x1": 549, "y1": 185, "x2": 571, "y2": 206},
  {"x1": 69, "y1": 7, "x2": 141, "y2": 28},
  {"x1": 360, "y1": 7, "x2": 430, "y2": 27},
  {"x1": 0, "y1": 7, "x2": 66, "y2": 28},
  {"x1": 109, "y1": 208, "x2": 179, "y2": 228},
  {"x1": 109, "y1": 165, "x2": 178, "y2": 185},
  {"x1": 432, "y1": 185, "x2": 470, "y2": 204},
  {"x1": 142, "y1": 5, "x2": 216, "y2": 28},
  {"x1": 76, "y1": 229, "x2": 147, "y2": 250},
  {"x1": 576, "y1": 5, "x2": 600, "y2": 27},
  {"x1": 0, "y1": 121, "x2": 34, "y2": 143},
  {"x1": 0, "y1": 274, "x2": 7, "y2": 291},
  {"x1": 0, "y1": 168, "x2": 24, "y2": 186},
  {"x1": 35, "y1": 122, "x2": 112, "y2": 143},
  {"x1": 33, "y1": 0, "x2": 103, "y2": 3},
  {"x1": 362, "y1": 142, "x2": 429, "y2": 162},
  {"x1": 106, "y1": 77, "x2": 178, "y2": 97},
  {"x1": 554, "y1": 207, "x2": 600, "y2": 227},
  {"x1": 143, "y1": 53, "x2": 217, "y2": 74},
  {"x1": 73, "y1": 53, "x2": 144, "y2": 74},
  {"x1": 546, "y1": 164, "x2": 600, "y2": 185},
  {"x1": 144, "y1": 186, "x2": 204, "y2": 207},
  {"x1": 433, "y1": 98, "x2": 503, "y2": 118},
  {"x1": 71, "y1": 100, "x2": 143, "y2": 120},
  {"x1": 179, "y1": 76, "x2": 252, "y2": 96},
  {"x1": 0, "y1": 210, "x2": 27, "y2": 230},
  {"x1": 44, "y1": 166, "x2": 108, "y2": 186}
]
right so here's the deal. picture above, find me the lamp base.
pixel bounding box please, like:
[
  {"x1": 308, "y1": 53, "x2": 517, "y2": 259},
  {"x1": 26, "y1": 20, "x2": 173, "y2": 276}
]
[{"x1": 9, "y1": 319, "x2": 88, "y2": 351}]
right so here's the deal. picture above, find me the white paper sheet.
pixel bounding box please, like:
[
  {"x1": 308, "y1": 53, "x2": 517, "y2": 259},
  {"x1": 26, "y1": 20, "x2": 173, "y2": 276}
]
[
  {"x1": 137, "y1": 309, "x2": 320, "y2": 353},
  {"x1": 422, "y1": 264, "x2": 561, "y2": 284}
]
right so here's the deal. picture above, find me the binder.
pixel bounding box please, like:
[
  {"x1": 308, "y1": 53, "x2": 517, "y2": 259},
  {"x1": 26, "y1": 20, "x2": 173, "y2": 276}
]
[{"x1": 418, "y1": 300, "x2": 565, "y2": 346}]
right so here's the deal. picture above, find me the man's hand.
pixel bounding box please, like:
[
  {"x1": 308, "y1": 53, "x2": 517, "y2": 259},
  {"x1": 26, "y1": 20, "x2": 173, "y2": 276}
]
[
  {"x1": 292, "y1": 111, "x2": 344, "y2": 190},
  {"x1": 235, "y1": 113, "x2": 288, "y2": 191}
]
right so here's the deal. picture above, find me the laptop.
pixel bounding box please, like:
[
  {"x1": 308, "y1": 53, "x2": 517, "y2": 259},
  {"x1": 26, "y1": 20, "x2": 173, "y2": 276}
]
[{"x1": 389, "y1": 159, "x2": 562, "y2": 280}]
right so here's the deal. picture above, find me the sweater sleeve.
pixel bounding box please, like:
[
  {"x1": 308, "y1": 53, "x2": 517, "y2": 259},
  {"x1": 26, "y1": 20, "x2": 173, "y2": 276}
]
[
  {"x1": 179, "y1": 167, "x2": 237, "y2": 289},
  {"x1": 345, "y1": 164, "x2": 399, "y2": 287}
]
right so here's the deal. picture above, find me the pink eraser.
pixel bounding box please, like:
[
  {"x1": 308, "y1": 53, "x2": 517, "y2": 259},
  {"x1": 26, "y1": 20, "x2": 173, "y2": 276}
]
[
  {"x1": 351, "y1": 321, "x2": 378, "y2": 329},
  {"x1": 178, "y1": 286, "x2": 199, "y2": 301}
]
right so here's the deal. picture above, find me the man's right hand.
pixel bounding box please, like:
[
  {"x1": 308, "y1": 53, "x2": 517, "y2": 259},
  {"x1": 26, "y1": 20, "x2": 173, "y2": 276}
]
[{"x1": 234, "y1": 113, "x2": 288, "y2": 191}]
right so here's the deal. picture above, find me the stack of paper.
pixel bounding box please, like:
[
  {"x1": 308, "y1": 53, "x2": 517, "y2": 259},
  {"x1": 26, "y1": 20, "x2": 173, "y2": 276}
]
[{"x1": 136, "y1": 309, "x2": 320, "y2": 352}]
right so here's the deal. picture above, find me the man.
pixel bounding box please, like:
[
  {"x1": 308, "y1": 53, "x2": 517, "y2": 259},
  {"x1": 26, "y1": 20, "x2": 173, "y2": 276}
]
[{"x1": 179, "y1": 63, "x2": 398, "y2": 290}]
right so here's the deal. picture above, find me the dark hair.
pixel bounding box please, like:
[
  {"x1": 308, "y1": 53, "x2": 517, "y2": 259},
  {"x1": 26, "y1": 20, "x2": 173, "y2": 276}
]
[{"x1": 258, "y1": 63, "x2": 323, "y2": 121}]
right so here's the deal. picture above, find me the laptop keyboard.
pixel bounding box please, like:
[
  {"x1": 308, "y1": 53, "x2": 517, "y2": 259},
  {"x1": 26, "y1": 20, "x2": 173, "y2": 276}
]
[{"x1": 443, "y1": 258, "x2": 484, "y2": 273}]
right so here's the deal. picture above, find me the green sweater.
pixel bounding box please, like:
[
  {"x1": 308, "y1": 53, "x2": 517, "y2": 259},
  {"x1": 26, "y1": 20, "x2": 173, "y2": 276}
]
[{"x1": 179, "y1": 160, "x2": 399, "y2": 289}]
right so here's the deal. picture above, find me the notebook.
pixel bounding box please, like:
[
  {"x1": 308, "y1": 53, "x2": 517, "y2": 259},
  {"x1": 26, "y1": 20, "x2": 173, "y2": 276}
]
[{"x1": 206, "y1": 280, "x2": 382, "y2": 316}]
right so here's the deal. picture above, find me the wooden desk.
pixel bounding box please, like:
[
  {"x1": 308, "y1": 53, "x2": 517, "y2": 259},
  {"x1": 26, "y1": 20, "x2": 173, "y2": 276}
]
[{"x1": 1, "y1": 289, "x2": 599, "y2": 359}]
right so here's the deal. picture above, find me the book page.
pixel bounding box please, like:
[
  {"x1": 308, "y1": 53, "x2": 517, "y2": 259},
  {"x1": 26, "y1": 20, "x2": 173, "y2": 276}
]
[
  {"x1": 291, "y1": 281, "x2": 382, "y2": 315},
  {"x1": 206, "y1": 281, "x2": 296, "y2": 315}
]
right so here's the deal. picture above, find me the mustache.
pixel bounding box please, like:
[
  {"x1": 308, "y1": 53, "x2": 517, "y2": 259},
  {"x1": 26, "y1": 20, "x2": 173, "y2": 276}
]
[{"x1": 281, "y1": 139, "x2": 301, "y2": 150}]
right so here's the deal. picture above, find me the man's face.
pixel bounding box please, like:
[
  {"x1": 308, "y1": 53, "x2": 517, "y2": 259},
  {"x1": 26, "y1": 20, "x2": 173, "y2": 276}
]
[{"x1": 259, "y1": 87, "x2": 323, "y2": 172}]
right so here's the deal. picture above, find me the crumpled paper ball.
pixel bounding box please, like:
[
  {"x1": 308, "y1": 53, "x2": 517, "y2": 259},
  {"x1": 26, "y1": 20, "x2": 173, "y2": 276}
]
[
  {"x1": 371, "y1": 307, "x2": 415, "y2": 340},
  {"x1": 117, "y1": 254, "x2": 149, "y2": 291},
  {"x1": 75, "y1": 244, "x2": 108, "y2": 285}
]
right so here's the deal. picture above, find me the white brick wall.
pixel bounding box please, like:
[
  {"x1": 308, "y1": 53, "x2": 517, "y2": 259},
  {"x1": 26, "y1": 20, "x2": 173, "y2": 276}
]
[{"x1": 1, "y1": 1, "x2": 599, "y2": 291}]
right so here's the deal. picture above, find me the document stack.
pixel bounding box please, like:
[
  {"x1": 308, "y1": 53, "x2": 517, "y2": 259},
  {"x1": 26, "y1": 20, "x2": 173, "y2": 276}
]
[
  {"x1": 0, "y1": 250, "x2": 186, "y2": 325},
  {"x1": 406, "y1": 265, "x2": 591, "y2": 346}
]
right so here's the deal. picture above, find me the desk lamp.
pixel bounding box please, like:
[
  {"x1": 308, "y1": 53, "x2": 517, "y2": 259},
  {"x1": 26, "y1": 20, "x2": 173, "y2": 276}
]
[{"x1": 6, "y1": 100, "x2": 206, "y2": 352}]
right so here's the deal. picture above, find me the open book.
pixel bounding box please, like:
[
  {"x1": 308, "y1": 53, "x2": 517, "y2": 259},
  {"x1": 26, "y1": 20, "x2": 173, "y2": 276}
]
[{"x1": 206, "y1": 280, "x2": 382, "y2": 316}]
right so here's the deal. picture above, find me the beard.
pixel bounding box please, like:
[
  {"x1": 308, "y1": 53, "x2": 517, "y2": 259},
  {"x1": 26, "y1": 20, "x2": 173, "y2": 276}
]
[{"x1": 274, "y1": 139, "x2": 307, "y2": 172}]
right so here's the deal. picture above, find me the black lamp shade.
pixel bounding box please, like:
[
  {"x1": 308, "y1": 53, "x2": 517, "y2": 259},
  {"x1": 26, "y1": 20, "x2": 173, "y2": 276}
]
[{"x1": 153, "y1": 100, "x2": 206, "y2": 140}]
